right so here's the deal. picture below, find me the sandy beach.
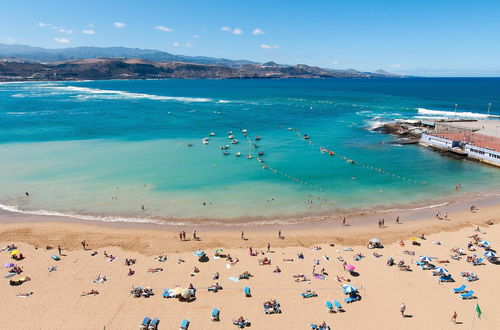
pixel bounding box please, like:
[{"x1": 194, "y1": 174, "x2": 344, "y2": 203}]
[{"x1": 1, "y1": 202, "x2": 499, "y2": 329}]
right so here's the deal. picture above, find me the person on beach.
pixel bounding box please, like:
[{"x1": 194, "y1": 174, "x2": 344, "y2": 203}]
[
  {"x1": 192, "y1": 230, "x2": 197, "y2": 240},
  {"x1": 241, "y1": 231, "x2": 245, "y2": 240},
  {"x1": 267, "y1": 243, "x2": 270, "y2": 252},
  {"x1": 141, "y1": 204, "x2": 145, "y2": 211},
  {"x1": 81, "y1": 240, "x2": 87, "y2": 250},
  {"x1": 396, "y1": 216, "x2": 400, "y2": 224},
  {"x1": 343, "y1": 217, "x2": 346, "y2": 226},
  {"x1": 25, "y1": 192, "x2": 29, "y2": 197},
  {"x1": 400, "y1": 303, "x2": 406, "y2": 317},
  {"x1": 57, "y1": 245, "x2": 62, "y2": 256},
  {"x1": 278, "y1": 229, "x2": 282, "y2": 238},
  {"x1": 451, "y1": 311, "x2": 457, "y2": 323},
  {"x1": 179, "y1": 232, "x2": 183, "y2": 241}
]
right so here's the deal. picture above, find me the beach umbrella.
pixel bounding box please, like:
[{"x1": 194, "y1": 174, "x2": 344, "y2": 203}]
[
  {"x1": 181, "y1": 288, "x2": 192, "y2": 299},
  {"x1": 369, "y1": 238, "x2": 381, "y2": 243},
  {"x1": 194, "y1": 250, "x2": 206, "y2": 257},
  {"x1": 215, "y1": 249, "x2": 223, "y2": 254},
  {"x1": 479, "y1": 241, "x2": 491, "y2": 245},
  {"x1": 4, "y1": 263, "x2": 15, "y2": 268},
  {"x1": 344, "y1": 264, "x2": 356, "y2": 272},
  {"x1": 433, "y1": 267, "x2": 448, "y2": 274},
  {"x1": 342, "y1": 284, "x2": 357, "y2": 293},
  {"x1": 9, "y1": 250, "x2": 19, "y2": 256},
  {"x1": 484, "y1": 251, "x2": 496, "y2": 258},
  {"x1": 410, "y1": 238, "x2": 418, "y2": 241},
  {"x1": 171, "y1": 287, "x2": 183, "y2": 296},
  {"x1": 419, "y1": 256, "x2": 433, "y2": 263}
]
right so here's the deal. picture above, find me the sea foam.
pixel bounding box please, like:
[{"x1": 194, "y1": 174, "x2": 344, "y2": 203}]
[{"x1": 417, "y1": 108, "x2": 499, "y2": 119}]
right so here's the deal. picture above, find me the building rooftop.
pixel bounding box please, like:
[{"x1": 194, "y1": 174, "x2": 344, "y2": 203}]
[{"x1": 431, "y1": 132, "x2": 500, "y2": 153}]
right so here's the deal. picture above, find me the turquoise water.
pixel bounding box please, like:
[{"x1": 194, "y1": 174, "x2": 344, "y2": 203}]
[{"x1": 0, "y1": 79, "x2": 499, "y2": 223}]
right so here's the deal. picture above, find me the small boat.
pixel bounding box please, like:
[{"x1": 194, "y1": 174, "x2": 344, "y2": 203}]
[
  {"x1": 228, "y1": 135, "x2": 235, "y2": 139},
  {"x1": 255, "y1": 136, "x2": 261, "y2": 141},
  {"x1": 320, "y1": 147, "x2": 328, "y2": 153},
  {"x1": 223, "y1": 151, "x2": 230, "y2": 156},
  {"x1": 220, "y1": 145, "x2": 229, "y2": 150},
  {"x1": 241, "y1": 129, "x2": 247, "y2": 134},
  {"x1": 257, "y1": 157, "x2": 263, "y2": 163},
  {"x1": 236, "y1": 152, "x2": 241, "y2": 157},
  {"x1": 231, "y1": 139, "x2": 238, "y2": 144},
  {"x1": 247, "y1": 154, "x2": 253, "y2": 159},
  {"x1": 202, "y1": 140, "x2": 208, "y2": 145},
  {"x1": 209, "y1": 132, "x2": 215, "y2": 136},
  {"x1": 303, "y1": 134, "x2": 310, "y2": 140},
  {"x1": 188, "y1": 143, "x2": 193, "y2": 147},
  {"x1": 258, "y1": 151, "x2": 264, "y2": 156},
  {"x1": 227, "y1": 130, "x2": 233, "y2": 135}
]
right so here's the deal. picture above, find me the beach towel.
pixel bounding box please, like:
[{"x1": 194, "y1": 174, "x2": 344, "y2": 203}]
[{"x1": 228, "y1": 277, "x2": 240, "y2": 282}]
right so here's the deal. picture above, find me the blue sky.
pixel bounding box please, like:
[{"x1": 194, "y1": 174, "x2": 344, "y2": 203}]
[{"x1": 1, "y1": 0, "x2": 500, "y2": 76}]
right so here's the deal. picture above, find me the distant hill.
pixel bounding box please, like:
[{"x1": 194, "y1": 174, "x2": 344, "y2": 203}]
[
  {"x1": 0, "y1": 43, "x2": 257, "y2": 68},
  {"x1": 0, "y1": 43, "x2": 407, "y2": 81}
]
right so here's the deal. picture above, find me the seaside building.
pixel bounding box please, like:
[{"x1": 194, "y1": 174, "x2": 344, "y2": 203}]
[{"x1": 420, "y1": 121, "x2": 500, "y2": 167}]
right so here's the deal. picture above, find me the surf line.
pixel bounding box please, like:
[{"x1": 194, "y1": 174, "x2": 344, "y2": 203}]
[{"x1": 284, "y1": 127, "x2": 430, "y2": 186}]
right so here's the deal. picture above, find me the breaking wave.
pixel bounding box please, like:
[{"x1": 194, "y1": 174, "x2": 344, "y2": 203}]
[{"x1": 417, "y1": 108, "x2": 499, "y2": 119}]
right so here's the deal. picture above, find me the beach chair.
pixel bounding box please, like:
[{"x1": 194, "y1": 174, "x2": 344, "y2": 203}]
[
  {"x1": 301, "y1": 291, "x2": 318, "y2": 298},
  {"x1": 466, "y1": 275, "x2": 479, "y2": 282},
  {"x1": 473, "y1": 258, "x2": 484, "y2": 266},
  {"x1": 452, "y1": 284, "x2": 467, "y2": 293},
  {"x1": 438, "y1": 274, "x2": 454, "y2": 283},
  {"x1": 211, "y1": 308, "x2": 220, "y2": 321},
  {"x1": 180, "y1": 319, "x2": 189, "y2": 329},
  {"x1": 460, "y1": 291, "x2": 475, "y2": 299},
  {"x1": 140, "y1": 316, "x2": 151, "y2": 330},
  {"x1": 325, "y1": 301, "x2": 335, "y2": 313},
  {"x1": 148, "y1": 317, "x2": 159, "y2": 330},
  {"x1": 333, "y1": 300, "x2": 344, "y2": 312},
  {"x1": 244, "y1": 286, "x2": 251, "y2": 297},
  {"x1": 344, "y1": 294, "x2": 361, "y2": 304}
]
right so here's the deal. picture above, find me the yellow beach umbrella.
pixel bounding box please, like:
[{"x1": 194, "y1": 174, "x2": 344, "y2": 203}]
[
  {"x1": 410, "y1": 238, "x2": 418, "y2": 241},
  {"x1": 9, "y1": 250, "x2": 19, "y2": 256}
]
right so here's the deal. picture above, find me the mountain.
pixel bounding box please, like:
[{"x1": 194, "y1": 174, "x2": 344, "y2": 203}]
[
  {"x1": 0, "y1": 58, "x2": 404, "y2": 81},
  {"x1": 0, "y1": 43, "x2": 257, "y2": 67}
]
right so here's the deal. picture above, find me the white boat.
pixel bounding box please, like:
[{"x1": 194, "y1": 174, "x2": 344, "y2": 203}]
[
  {"x1": 209, "y1": 132, "x2": 215, "y2": 136},
  {"x1": 231, "y1": 139, "x2": 238, "y2": 144},
  {"x1": 223, "y1": 151, "x2": 230, "y2": 155},
  {"x1": 202, "y1": 140, "x2": 208, "y2": 145},
  {"x1": 236, "y1": 152, "x2": 241, "y2": 157},
  {"x1": 228, "y1": 135, "x2": 235, "y2": 139},
  {"x1": 247, "y1": 154, "x2": 252, "y2": 159},
  {"x1": 227, "y1": 130, "x2": 233, "y2": 135},
  {"x1": 241, "y1": 129, "x2": 247, "y2": 134}
]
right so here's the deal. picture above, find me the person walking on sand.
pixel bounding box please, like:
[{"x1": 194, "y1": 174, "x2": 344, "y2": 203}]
[
  {"x1": 400, "y1": 303, "x2": 406, "y2": 317},
  {"x1": 267, "y1": 243, "x2": 270, "y2": 252},
  {"x1": 343, "y1": 217, "x2": 346, "y2": 226},
  {"x1": 81, "y1": 240, "x2": 87, "y2": 250},
  {"x1": 278, "y1": 229, "x2": 282, "y2": 239},
  {"x1": 57, "y1": 245, "x2": 62, "y2": 256},
  {"x1": 396, "y1": 216, "x2": 400, "y2": 224},
  {"x1": 451, "y1": 311, "x2": 457, "y2": 323},
  {"x1": 192, "y1": 230, "x2": 197, "y2": 240},
  {"x1": 241, "y1": 231, "x2": 245, "y2": 240}
]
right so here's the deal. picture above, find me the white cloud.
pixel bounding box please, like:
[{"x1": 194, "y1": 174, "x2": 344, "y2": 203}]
[
  {"x1": 221, "y1": 26, "x2": 243, "y2": 35},
  {"x1": 5, "y1": 37, "x2": 15, "y2": 42},
  {"x1": 155, "y1": 25, "x2": 173, "y2": 32},
  {"x1": 114, "y1": 22, "x2": 126, "y2": 28},
  {"x1": 82, "y1": 29, "x2": 95, "y2": 35},
  {"x1": 252, "y1": 28, "x2": 264, "y2": 35},
  {"x1": 58, "y1": 28, "x2": 73, "y2": 34},
  {"x1": 173, "y1": 42, "x2": 179, "y2": 47},
  {"x1": 260, "y1": 44, "x2": 279, "y2": 49},
  {"x1": 185, "y1": 42, "x2": 192, "y2": 48},
  {"x1": 54, "y1": 37, "x2": 70, "y2": 43},
  {"x1": 38, "y1": 22, "x2": 49, "y2": 28},
  {"x1": 391, "y1": 64, "x2": 402, "y2": 68}
]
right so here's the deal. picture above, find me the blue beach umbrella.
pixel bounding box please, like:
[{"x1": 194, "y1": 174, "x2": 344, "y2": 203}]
[
  {"x1": 194, "y1": 250, "x2": 206, "y2": 257},
  {"x1": 420, "y1": 256, "x2": 433, "y2": 263},
  {"x1": 483, "y1": 251, "x2": 496, "y2": 258},
  {"x1": 4, "y1": 263, "x2": 15, "y2": 268},
  {"x1": 433, "y1": 267, "x2": 448, "y2": 274},
  {"x1": 479, "y1": 241, "x2": 491, "y2": 245},
  {"x1": 342, "y1": 284, "x2": 357, "y2": 294}
]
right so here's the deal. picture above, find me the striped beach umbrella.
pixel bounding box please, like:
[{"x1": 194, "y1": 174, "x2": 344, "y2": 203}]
[
  {"x1": 433, "y1": 266, "x2": 448, "y2": 274},
  {"x1": 479, "y1": 241, "x2": 491, "y2": 245},
  {"x1": 342, "y1": 284, "x2": 357, "y2": 293},
  {"x1": 484, "y1": 251, "x2": 496, "y2": 258},
  {"x1": 420, "y1": 256, "x2": 433, "y2": 262}
]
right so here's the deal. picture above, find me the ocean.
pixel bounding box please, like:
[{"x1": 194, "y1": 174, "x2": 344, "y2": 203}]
[{"x1": 0, "y1": 78, "x2": 499, "y2": 224}]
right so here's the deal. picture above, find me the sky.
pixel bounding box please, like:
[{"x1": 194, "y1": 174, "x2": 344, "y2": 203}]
[{"x1": 1, "y1": 0, "x2": 500, "y2": 76}]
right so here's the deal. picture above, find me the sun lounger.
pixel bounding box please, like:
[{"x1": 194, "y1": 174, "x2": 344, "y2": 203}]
[
  {"x1": 460, "y1": 291, "x2": 475, "y2": 299},
  {"x1": 244, "y1": 286, "x2": 251, "y2": 297},
  {"x1": 301, "y1": 291, "x2": 318, "y2": 298},
  {"x1": 466, "y1": 275, "x2": 479, "y2": 282},
  {"x1": 438, "y1": 274, "x2": 454, "y2": 283},
  {"x1": 148, "y1": 317, "x2": 159, "y2": 330},
  {"x1": 211, "y1": 308, "x2": 220, "y2": 321},
  {"x1": 325, "y1": 301, "x2": 335, "y2": 313},
  {"x1": 180, "y1": 319, "x2": 189, "y2": 329},
  {"x1": 452, "y1": 284, "x2": 467, "y2": 293},
  {"x1": 473, "y1": 258, "x2": 484, "y2": 266},
  {"x1": 140, "y1": 316, "x2": 151, "y2": 330},
  {"x1": 162, "y1": 289, "x2": 174, "y2": 298},
  {"x1": 333, "y1": 300, "x2": 344, "y2": 312},
  {"x1": 344, "y1": 294, "x2": 361, "y2": 304}
]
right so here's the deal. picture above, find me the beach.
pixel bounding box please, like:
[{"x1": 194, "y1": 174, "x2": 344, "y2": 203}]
[{"x1": 1, "y1": 202, "x2": 499, "y2": 329}]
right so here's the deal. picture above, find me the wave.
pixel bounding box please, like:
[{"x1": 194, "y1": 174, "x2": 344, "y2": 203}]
[
  {"x1": 417, "y1": 108, "x2": 499, "y2": 119},
  {"x1": 44, "y1": 85, "x2": 213, "y2": 103},
  {"x1": 366, "y1": 119, "x2": 389, "y2": 130}
]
